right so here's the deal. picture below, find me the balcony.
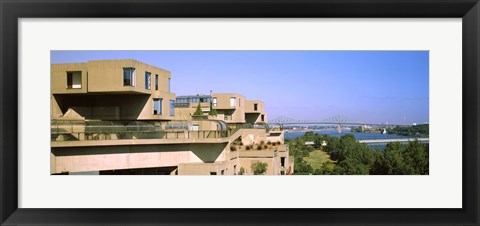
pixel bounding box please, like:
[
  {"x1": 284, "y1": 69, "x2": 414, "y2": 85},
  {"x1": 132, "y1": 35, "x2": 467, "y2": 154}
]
[
  {"x1": 174, "y1": 102, "x2": 210, "y2": 108},
  {"x1": 51, "y1": 120, "x2": 231, "y2": 147},
  {"x1": 174, "y1": 102, "x2": 190, "y2": 108},
  {"x1": 52, "y1": 129, "x2": 231, "y2": 142}
]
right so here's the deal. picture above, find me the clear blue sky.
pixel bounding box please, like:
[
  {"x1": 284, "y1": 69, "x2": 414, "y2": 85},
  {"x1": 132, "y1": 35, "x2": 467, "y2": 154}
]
[{"x1": 51, "y1": 50, "x2": 429, "y2": 124}]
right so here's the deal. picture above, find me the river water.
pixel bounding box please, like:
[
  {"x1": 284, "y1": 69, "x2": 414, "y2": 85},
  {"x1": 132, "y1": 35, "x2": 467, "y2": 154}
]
[{"x1": 284, "y1": 129, "x2": 425, "y2": 150}]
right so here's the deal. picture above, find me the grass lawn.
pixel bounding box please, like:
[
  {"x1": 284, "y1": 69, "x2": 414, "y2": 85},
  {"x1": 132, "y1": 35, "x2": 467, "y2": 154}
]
[{"x1": 303, "y1": 150, "x2": 334, "y2": 170}]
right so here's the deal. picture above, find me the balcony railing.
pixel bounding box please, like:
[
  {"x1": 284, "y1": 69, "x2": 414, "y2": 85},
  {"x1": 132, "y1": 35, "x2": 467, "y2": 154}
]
[
  {"x1": 174, "y1": 103, "x2": 190, "y2": 108},
  {"x1": 51, "y1": 120, "x2": 267, "y2": 142},
  {"x1": 51, "y1": 129, "x2": 231, "y2": 142}
]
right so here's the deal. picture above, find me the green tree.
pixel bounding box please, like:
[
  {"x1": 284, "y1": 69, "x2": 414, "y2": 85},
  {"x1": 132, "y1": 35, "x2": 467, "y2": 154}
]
[
  {"x1": 382, "y1": 142, "x2": 415, "y2": 174},
  {"x1": 288, "y1": 131, "x2": 429, "y2": 175},
  {"x1": 404, "y1": 140, "x2": 429, "y2": 174},
  {"x1": 193, "y1": 102, "x2": 203, "y2": 116},
  {"x1": 239, "y1": 167, "x2": 246, "y2": 175},
  {"x1": 370, "y1": 150, "x2": 388, "y2": 175},
  {"x1": 336, "y1": 158, "x2": 370, "y2": 175},
  {"x1": 314, "y1": 161, "x2": 336, "y2": 175},
  {"x1": 251, "y1": 162, "x2": 268, "y2": 175},
  {"x1": 208, "y1": 102, "x2": 217, "y2": 116},
  {"x1": 293, "y1": 159, "x2": 313, "y2": 175}
]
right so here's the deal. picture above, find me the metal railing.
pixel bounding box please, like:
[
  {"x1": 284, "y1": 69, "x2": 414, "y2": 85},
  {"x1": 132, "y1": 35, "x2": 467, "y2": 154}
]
[
  {"x1": 51, "y1": 120, "x2": 268, "y2": 142},
  {"x1": 174, "y1": 103, "x2": 190, "y2": 108},
  {"x1": 51, "y1": 130, "x2": 231, "y2": 142}
]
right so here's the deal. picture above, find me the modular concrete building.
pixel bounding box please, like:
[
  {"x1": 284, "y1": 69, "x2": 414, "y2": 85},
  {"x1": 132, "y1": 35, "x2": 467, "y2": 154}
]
[{"x1": 50, "y1": 59, "x2": 293, "y2": 175}]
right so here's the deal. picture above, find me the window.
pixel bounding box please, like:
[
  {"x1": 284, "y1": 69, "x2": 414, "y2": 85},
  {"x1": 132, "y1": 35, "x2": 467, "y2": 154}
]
[
  {"x1": 66, "y1": 71, "x2": 82, "y2": 89},
  {"x1": 254, "y1": 103, "x2": 258, "y2": 111},
  {"x1": 155, "y1": 74, "x2": 158, "y2": 90},
  {"x1": 168, "y1": 78, "x2": 171, "y2": 92},
  {"x1": 145, "y1": 72, "x2": 151, "y2": 89},
  {"x1": 170, "y1": 100, "x2": 175, "y2": 116},
  {"x1": 213, "y1": 97, "x2": 217, "y2": 107},
  {"x1": 230, "y1": 97, "x2": 236, "y2": 107},
  {"x1": 239, "y1": 98, "x2": 241, "y2": 107},
  {"x1": 153, "y1": 98, "x2": 162, "y2": 115},
  {"x1": 192, "y1": 124, "x2": 199, "y2": 131},
  {"x1": 261, "y1": 114, "x2": 265, "y2": 122},
  {"x1": 123, "y1": 67, "x2": 135, "y2": 86}
]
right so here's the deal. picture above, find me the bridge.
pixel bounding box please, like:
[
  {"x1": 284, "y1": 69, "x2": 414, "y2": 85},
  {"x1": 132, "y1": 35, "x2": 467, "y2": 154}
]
[
  {"x1": 359, "y1": 138, "x2": 429, "y2": 144},
  {"x1": 267, "y1": 115, "x2": 413, "y2": 133}
]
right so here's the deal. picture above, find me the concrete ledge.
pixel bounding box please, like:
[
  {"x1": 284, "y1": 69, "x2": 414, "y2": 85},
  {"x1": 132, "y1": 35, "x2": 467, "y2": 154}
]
[{"x1": 51, "y1": 138, "x2": 229, "y2": 147}]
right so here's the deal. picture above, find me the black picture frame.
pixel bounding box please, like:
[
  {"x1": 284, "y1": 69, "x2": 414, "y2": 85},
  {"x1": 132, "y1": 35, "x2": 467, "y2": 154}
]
[{"x1": 1, "y1": 0, "x2": 479, "y2": 225}]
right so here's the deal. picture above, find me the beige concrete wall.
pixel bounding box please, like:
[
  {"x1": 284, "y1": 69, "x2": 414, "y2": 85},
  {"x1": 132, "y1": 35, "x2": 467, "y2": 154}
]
[
  {"x1": 51, "y1": 142, "x2": 227, "y2": 174},
  {"x1": 245, "y1": 100, "x2": 264, "y2": 113},
  {"x1": 262, "y1": 113, "x2": 268, "y2": 123},
  {"x1": 237, "y1": 129, "x2": 268, "y2": 145},
  {"x1": 174, "y1": 102, "x2": 210, "y2": 120},
  {"x1": 178, "y1": 162, "x2": 227, "y2": 175},
  {"x1": 191, "y1": 120, "x2": 221, "y2": 131},
  {"x1": 86, "y1": 59, "x2": 171, "y2": 94},
  {"x1": 239, "y1": 158, "x2": 277, "y2": 175},
  {"x1": 51, "y1": 63, "x2": 88, "y2": 94},
  {"x1": 143, "y1": 92, "x2": 176, "y2": 120},
  {"x1": 245, "y1": 100, "x2": 267, "y2": 124},
  {"x1": 51, "y1": 59, "x2": 172, "y2": 94},
  {"x1": 178, "y1": 147, "x2": 240, "y2": 175},
  {"x1": 51, "y1": 60, "x2": 176, "y2": 120},
  {"x1": 266, "y1": 130, "x2": 285, "y2": 144},
  {"x1": 226, "y1": 149, "x2": 240, "y2": 175},
  {"x1": 174, "y1": 107, "x2": 193, "y2": 120},
  {"x1": 236, "y1": 143, "x2": 291, "y2": 175},
  {"x1": 212, "y1": 93, "x2": 245, "y2": 123}
]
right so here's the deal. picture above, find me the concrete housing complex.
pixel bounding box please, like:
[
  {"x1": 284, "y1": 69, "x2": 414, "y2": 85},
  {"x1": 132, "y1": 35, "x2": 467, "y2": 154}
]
[{"x1": 51, "y1": 59, "x2": 293, "y2": 175}]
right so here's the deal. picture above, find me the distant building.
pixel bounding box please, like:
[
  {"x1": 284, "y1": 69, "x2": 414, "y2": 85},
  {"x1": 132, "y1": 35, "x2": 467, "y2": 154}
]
[{"x1": 50, "y1": 59, "x2": 293, "y2": 175}]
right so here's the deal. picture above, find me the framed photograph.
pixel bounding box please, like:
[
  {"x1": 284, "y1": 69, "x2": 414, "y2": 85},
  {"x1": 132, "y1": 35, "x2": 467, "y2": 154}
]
[{"x1": 1, "y1": 0, "x2": 479, "y2": 225}]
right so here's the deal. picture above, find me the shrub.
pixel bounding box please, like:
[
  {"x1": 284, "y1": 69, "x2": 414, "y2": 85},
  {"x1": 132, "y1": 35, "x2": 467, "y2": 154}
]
[
  {"x1": 246, "y1": 145, "x2": 251, "y2": 150},
  {"x1": 251, "y1": 162, "x2": 268, "y2": 175},
  {"x1": 260, "y1": 140, "x2": 265, "y2": 145},
  {"x1": 230, "y1": 146, "x2": 237, "y2": 151},
  {"x1": 263, "y1": 145, "x2": 268, "y2": 149},
  {"x1": 267, "y1": 141, "x2": 272, "y2": 145},
  {"x1": 239, "y1": 142, "x2": 243, "y2": 146},
  {"x1": 208, "y1": 102, "x2": 217, "y2": 116},
  {"x1": 256, "y1": 145, "x2": 263, "y2": 150},
  {"x1": 239, "y1": 167, "x2": 246, "y2": 175},
  {"x1": 193, "y1": 102, "x2": 203, "y2": 116}
]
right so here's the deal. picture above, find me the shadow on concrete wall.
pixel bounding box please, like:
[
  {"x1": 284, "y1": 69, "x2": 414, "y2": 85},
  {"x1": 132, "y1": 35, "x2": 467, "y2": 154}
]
[
  {"x1": 189, "y1": 143, "x2": 227, "y2": 163},
  {"x1": 53, "y1": 94, "x2": 149, "y2": 120}
]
